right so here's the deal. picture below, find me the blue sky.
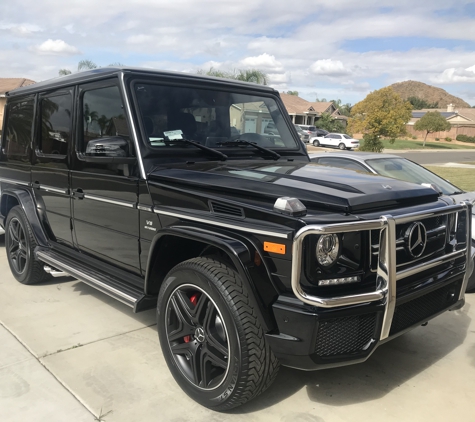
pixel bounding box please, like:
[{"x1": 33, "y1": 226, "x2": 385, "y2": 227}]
[{"x1": 1, "y1": 0, "x2": 475, "y2": 105}]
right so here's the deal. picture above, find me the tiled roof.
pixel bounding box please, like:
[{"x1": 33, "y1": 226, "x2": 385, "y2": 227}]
[
  {"x1": 280, "y1": 93, "x2": 317, "y2": 114},
  {"x1": 0, "y1": 78, "x2": 36, "y2": 95},
  {"x1": 309, "y1": 102, "x2": 334, "y2": 114}
]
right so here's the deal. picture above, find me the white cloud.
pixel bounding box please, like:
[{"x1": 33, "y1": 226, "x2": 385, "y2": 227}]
[
  {"x1": 0, "y1": 23, "x2": 42, "y2": 36},
  {"x1": 240, "y1": 54, "x2": 283, "y2": 71},
  {"x1": 431, "y1": 66, "x2": 475, "y2": 84},
  {"x1": 310, "y1": 59, "x2": 352, "y2": 77},
  {"x1": 31, "y1": 39, "x2": 80, "y2": 55}
]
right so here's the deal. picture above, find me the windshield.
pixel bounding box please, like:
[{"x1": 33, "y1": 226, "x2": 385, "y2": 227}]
[
  {"x1": 366, "y1": 157, "x2": 462, "y2": 195},
  {"x1": 133, "y1": 82, "x2": 298, "y2": 151}
]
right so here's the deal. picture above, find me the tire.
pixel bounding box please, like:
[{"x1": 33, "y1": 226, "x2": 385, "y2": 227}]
[
  {"x1": 339, "y1": 142, "x2": 346, "y2": 150},
  {"x1": 5, "y1": 206, "x2": 49, "y2": 285},
  {"x1": 157, "y1": 257, "x2": 279, "y2": 410},
  {"x1": 313, "y1": 139, "x2": 320, "y2": 147}
]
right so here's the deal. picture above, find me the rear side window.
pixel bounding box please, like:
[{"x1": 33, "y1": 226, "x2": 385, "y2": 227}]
[
  {"x1": 39, "y1": 93, "x2": 72, "y2": 156},
  {"x1": 4, "y1": 98, "x2": 34, "y2": 159}
]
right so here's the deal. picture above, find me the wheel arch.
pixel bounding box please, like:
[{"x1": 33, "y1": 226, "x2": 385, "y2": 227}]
[
  {"x1": 144, "y1": 226, "x2": 279, "y2": 332},
  {"x1": 1, "y1": 188, "x2": 49, "y2": 247}
]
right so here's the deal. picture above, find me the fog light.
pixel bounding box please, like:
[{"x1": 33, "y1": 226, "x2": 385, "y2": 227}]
[{"x1": 318, "y1": 276, "x2": 360, "y2": 286}]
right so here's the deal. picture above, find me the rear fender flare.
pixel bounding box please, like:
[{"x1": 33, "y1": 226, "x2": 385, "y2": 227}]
[{"x1": 1, "y1": 188, "x2": 49, "y2": 247}]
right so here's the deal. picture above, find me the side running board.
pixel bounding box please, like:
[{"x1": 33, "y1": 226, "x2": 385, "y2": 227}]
[{"x1": 35, "y1": 249, "x2": 156, "y2": 312}]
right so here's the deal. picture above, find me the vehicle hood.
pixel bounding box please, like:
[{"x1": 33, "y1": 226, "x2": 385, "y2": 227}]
[
  {"x1": 147, "y1": 160, "x2": 439, "y2": 213},
  {"x1": 451, "y1": 191, "x2": 475, "y2": 210}
]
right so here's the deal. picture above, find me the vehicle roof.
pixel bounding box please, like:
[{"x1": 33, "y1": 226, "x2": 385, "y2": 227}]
[
  {"x1": 7, "y1": 66, "x2": 278, "y2": 97},
  {"x1": 308, "y1": 152, "x2": 402, "y2": 161}
]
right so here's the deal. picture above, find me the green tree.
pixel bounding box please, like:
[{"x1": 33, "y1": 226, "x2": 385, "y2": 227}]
[
  {"x1": 197, "y1": 67, "x2": 268, "y2": 85},
  {"x1": 315, "y1": 113, "x2": 345, "y2": 133},
  {"x1": 59, "y1": 60, "x2": 124, "y2": 76},
  {"x1": 413, "y1": 111, "x2": 451, "y2": 147},
  {"x1": 348, "y1": 87, "x2": 413, "y2": 152},
  {"x1": 286, "y1": 90, "x2": 299, "y2": 96},
  {"x1": 408, "y1": 96, "x2": 439, "y2": 110}
]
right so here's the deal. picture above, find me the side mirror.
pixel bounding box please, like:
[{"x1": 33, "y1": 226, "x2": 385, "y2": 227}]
[{"x1": 86, "y1": 136, "x2": 131, "y2": 157}]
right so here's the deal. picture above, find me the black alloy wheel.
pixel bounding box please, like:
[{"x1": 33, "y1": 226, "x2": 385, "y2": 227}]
[
  {"x1": 5, "y1": 206, "x2": 49, "y2": 285},
  {"x1": 157, "y1": 257, "x2": 279, "y2": 410},
  {"x1": 165, "y1": 284, "x2": 230, "y2": 390},
  {"x1": 7, "y1": 217, "x2": 28, "y2": 275}
]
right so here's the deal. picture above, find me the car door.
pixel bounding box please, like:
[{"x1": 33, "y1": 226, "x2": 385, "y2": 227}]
[
  {"x1": 70, "y1": 80, "x2": 141, "y2": 274},
  {"x1": 31, "y1": 89, "x2": 74, "y2": 247},
  {"x1": 321, "y1": 134, "x2": 333, "y2": 146}
]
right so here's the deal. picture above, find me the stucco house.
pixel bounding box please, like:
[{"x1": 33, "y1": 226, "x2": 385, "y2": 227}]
[
  {"x1": 407, "y1": 104, "x2": 475, "y2": 139},
  {"x1": 0, "y1": 78, "x2": 36, "y2": 133},
  {"x1": 280, "y1": 93, "x2": 347, "y2": 127}
]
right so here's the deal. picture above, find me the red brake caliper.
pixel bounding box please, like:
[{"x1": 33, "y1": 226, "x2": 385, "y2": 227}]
[{"x1": 184, "y1": 293, "x2": 200, "y2": 343}]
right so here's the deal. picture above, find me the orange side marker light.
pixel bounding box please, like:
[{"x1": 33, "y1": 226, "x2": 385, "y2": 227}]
[{"x1": 264, "y1": 242, "x2": 286, "y2": 255}]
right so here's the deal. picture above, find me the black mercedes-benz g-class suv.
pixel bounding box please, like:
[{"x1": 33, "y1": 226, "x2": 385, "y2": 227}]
[{"x1": 0, "y1": 67, "x2": 471, "y2": 410}]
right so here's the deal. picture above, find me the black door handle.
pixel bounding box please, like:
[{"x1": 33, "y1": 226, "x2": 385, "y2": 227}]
[{"x1": 73, "y1": 189, "x2": 84, "y2": 199}]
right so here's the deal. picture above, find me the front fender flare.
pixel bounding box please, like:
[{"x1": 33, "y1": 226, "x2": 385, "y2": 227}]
[{"x1": 145, "y1": 225, "x2": 275, "y2": 331}]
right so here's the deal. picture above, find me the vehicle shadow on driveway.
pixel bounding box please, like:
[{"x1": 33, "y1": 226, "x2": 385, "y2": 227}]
[{"x1": 232, "y1": 304, "x2": 472, "y2": 413}]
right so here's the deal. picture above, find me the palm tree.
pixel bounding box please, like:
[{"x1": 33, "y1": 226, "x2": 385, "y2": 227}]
[
  {"x1": 197, "y1": 67, "x2": 268, "y2": 85},
  {"x1": 96, "y1": 115, "x2": 110, "y2": 136},
  {"x1": 58, "y1": 60, "x2": 123, "y2": 76},
  {"x1": 234, "y1": 69, "x2": 268, "y2": 85},
  {"x1": 84, "y1": 103, "x2": 98, "y2": 135}
]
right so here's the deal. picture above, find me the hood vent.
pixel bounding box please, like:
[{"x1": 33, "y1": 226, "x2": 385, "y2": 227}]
[{"x1": 209, "y1": 201, "x2": 245, "y2": 218}]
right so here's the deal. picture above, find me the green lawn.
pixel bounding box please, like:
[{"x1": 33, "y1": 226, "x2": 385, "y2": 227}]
[
  {"x1": 360, "y1": 139, "x2": 475, "y2": 150},
  {"x1": 425, "y1": 166, "x2": 475, "y2": 191}
]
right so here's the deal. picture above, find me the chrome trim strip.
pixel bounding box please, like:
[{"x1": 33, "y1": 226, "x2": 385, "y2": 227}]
[
  {"x1": 154, "y1": 208, "x2": 289, "y2": 239},
  {"x1": 290, "y1": 203, "x2": 470, "y2": 340},
  {"x1": 459, "y1": 201, "x2": 473, "y2": 299},
  {"x1": 137, "y1": 204, "x2": 153, "y2": 212},
  {"x1": 36, "y1": 251, "x2": 136, "y2": 307},
  {"x1": 291, "y1": 219, "x2": 388, "y2": 309},
  {"x1": 0, "y1": 177, "x2": 29, "y2": 186},
  {"x1": 120, "y1": 71, "x2": 146, "y2": 180},
  {"x1": 40, "y1": 185, "x2": 68, "y2": 195},
  {"x1": 83, "y1": 194, "x2": 135, "y2": 208}
]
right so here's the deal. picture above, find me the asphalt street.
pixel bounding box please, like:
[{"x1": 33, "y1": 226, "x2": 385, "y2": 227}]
[
  {"x1": 0, "y1": 233, "x2": 475, "y2": 422},
  {"x1": 395, "y1": 150, "x2": 475, "y2": 165}
]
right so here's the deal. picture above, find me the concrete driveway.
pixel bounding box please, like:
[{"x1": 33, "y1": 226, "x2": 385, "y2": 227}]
[{"x1": 0, "y1": 234, "x2": 474, "y2": 422}]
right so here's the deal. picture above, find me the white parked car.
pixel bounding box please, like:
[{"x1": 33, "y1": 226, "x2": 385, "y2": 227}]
[{"x1": 310, "y1": 133, "x2": 360, "y2": 149}]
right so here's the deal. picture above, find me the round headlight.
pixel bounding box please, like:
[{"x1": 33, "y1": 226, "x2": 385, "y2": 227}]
[{"x1": 316, "y1": 234, "x2": 340, "y2": 267}]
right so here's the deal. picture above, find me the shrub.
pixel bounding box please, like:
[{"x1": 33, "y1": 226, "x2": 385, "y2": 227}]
[
  {"x1": 435, "y1": 138, "x2": 440, "y2": 141},
  {"x1": 412, "y1": 135, "x2": 417, "y2": 139},
  {"x1": 359, "y1": 134, "x2": 384, "y2": 153},
  {"x1": 445, "y1": 137, "x2": 452, "y2": 142},
  {"x1": 456, "y1": 134, "x2": 475, "y2": 143}
]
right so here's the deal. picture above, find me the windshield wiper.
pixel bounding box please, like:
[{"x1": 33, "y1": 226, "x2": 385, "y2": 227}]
[
  {"x1": 165, "y1": 138, "x2": 227, "y2": 161},
  {"x1": 220, "y1": 140, "x2": 281, "y2": 160}
]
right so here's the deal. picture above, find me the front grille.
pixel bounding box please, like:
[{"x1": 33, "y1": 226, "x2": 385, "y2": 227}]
[
  {"x1": 370, "y1": 215, "x2": 448, "y2": 271},
  {"x1": 389, "y1": 280, "x2": 461, "y2": 336},
  {"x1": 315, "y1": 313, "x2": 377, "y2": 357}
]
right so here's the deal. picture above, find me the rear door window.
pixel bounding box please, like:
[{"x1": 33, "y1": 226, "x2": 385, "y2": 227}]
[{"x1": 4, "y1": 97, "x2": 34, "y2": 159}]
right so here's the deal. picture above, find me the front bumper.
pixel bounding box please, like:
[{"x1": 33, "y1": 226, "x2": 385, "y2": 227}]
[{"x1": 266, "y1": 203, "x2": 471, "y2": 370}]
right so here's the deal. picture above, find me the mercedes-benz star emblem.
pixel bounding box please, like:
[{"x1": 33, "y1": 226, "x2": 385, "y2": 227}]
[
  {"x1": 195, "y1": 327, "x2": 206, "y2": 343},
  {"x1": 405, "y1": 222, "x2": 427, "y2": 258}
]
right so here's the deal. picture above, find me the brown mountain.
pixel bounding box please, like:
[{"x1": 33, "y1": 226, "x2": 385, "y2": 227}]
[{"x1": 389, "y1": 80, "x2": 470, "y2": 108}]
